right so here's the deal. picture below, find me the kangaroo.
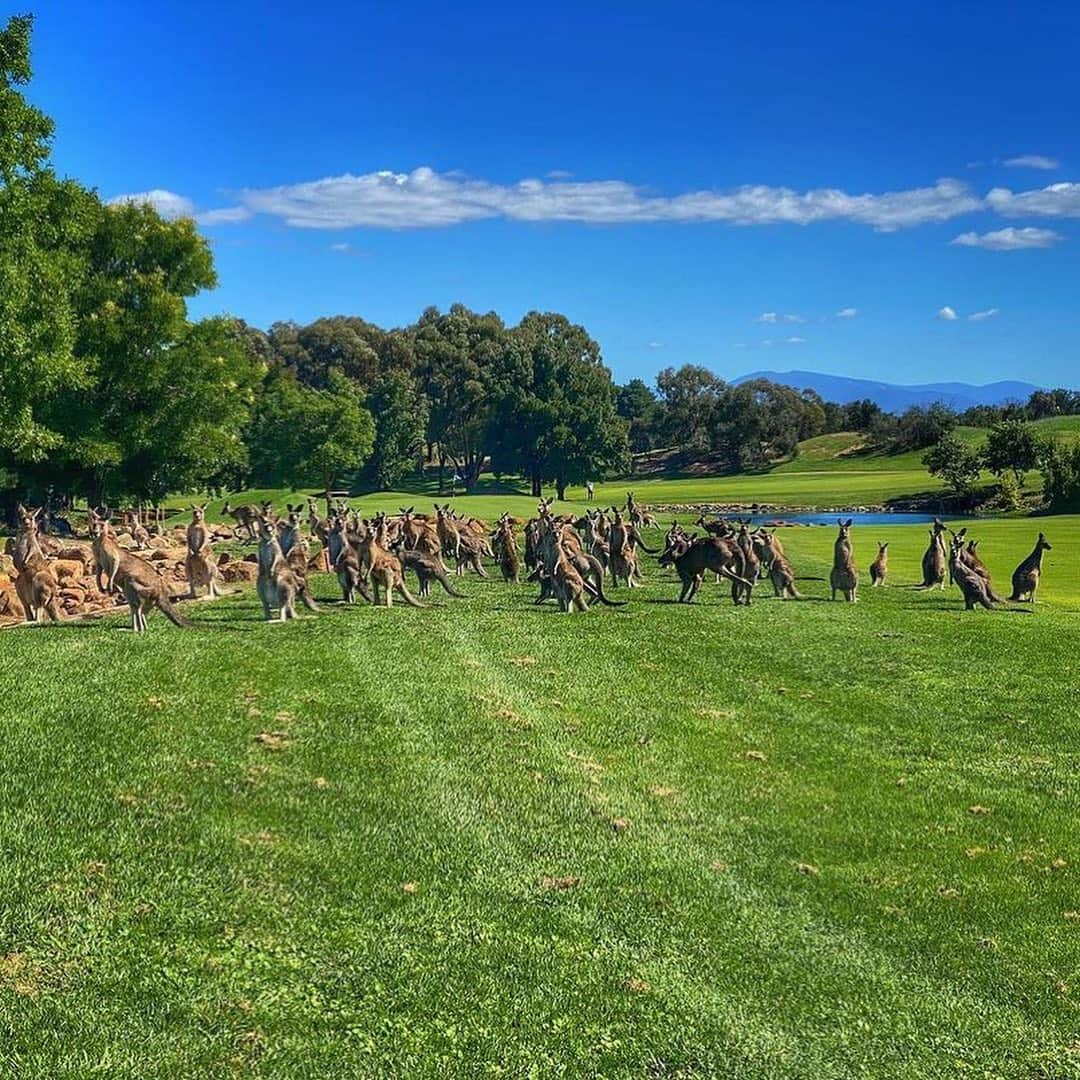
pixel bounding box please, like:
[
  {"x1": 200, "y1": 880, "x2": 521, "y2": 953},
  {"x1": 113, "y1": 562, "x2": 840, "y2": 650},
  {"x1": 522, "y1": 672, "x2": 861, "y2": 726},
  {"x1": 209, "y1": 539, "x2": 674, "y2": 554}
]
[
  {"x1": 734, "y1": 521, "x2": 761, "y2": 603},
  {"x1": 920, "y1": 517, "x2": 948, "y2": 589},
  {"x1": 89, "y1": 515, "x2": 191, "y2": 631},
  {"x1": 830, "y1": 518, "x2": 858, "y2": 602},
  {"x1": 223, "y1": 499, "x2": 269, "y2": 542},
  {"x1": 758, "y1": 530, "x2": 800, "y2": 599},
  {"x1": 307, "y1": 497, "x2": 333, "y2": 570},
  {"x1": 955, "y1": 533, "x2": 1005, "y2": 603},
  {"x1": 869, "y1": 542, "x2": 889, "y2": 587},
  {"x1": 397, "y1": 547, "x2": 467, "y2": 599},
  {"x1": 455, "y1": 530, "x2": 491, "y2": 577},
  {"x1": 185, "y1": 504, "x2": 226, "y2": 599},
  {"x1": 328, "y1": 516, "x2": 373, "y2": 604},
  {"x1": 658, "y1": 536, "x2": 752, "y2": 604},
  {"x1": 13, "y1": 509, "x2": 64, "y2": 623},
  {"x1": 434, "y1": 504, "x2": 462, "y2": 563},
  {"x1": 356, "y1": 530, "x2": 425, "y2": 609},
  {"x1": 1009, "y1": 532, "x2": 1051, "y2": 602},
  {"x1": 492, "y1": 514, "x2": 521, "y2": 584},
  {"x1": 256, "y1": 516, "x2": 318, "y2": 621},
  {"x1": 949, "y1": 532, "x2": 994, "y2": 611}
]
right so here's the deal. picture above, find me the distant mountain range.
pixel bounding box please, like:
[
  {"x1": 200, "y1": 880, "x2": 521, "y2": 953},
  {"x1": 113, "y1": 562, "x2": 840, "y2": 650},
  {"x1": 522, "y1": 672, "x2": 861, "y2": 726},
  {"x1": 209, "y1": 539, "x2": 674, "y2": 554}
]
[{"x1": 734, "y1": 370, "x2": 1043, "y2": 413}]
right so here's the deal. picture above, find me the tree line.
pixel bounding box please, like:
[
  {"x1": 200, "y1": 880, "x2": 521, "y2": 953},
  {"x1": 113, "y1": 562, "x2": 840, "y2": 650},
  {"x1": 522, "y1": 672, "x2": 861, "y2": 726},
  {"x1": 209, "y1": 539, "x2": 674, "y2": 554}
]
[{"x1": 3, "y1": 15, "x2": 1079, "y2": 515}]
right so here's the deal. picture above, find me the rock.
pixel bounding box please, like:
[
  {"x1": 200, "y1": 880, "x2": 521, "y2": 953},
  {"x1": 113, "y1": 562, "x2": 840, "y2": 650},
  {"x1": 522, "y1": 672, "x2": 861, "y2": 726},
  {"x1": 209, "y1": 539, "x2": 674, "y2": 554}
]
[
  {"x1": 222, "y1": 561, "x2": 258, "y2": 583},
  {"x1": 52, "y1": 559, "x2": 86, "y2": 582}
]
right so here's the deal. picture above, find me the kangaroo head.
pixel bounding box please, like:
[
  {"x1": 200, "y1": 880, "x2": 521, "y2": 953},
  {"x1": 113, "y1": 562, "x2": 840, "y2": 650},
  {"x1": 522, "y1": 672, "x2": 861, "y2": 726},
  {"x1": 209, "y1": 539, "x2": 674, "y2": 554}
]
[
  {"x1": 1037, "y1": 532, "x2": 1052, "y2": 550},
  {"x1": 878, "y1": 541, "x2": 889, "y2": 553}
]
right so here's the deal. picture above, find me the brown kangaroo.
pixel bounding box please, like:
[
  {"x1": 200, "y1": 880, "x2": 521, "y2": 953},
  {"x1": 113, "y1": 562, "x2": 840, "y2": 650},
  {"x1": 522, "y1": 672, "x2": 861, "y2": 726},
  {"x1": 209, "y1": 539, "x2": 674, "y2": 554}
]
[
  {"x1": 869, "y1": 542, "x2": 889, "y2": 586},
  {"x1": 223, "y1": 499, "x2": 270, "y2": 542},
  {"x1": 492, "y1": 514, "x2": 521, "y2": 584},
  {"x1": 89, "y1": 515, "x2": 191, "y2": 631},
  {"x1": 758, "y1": 530, "x2": 800, "y2": 599},
  {"x1": 13, "y1": 508, "x2": 63, "y2": 623},
  {"x1": 356, "y1": 530, "x2": 425, "y2": 609},
  {"x1": 658, "y1": 535, "x2": 752, "y2": 604},
  {"x1": 956, "y1": 533, "x2": 1005, "y2": 603},
  {"x1": 830, "y1": 519, "x2": 858, "y2": 602},
  {"x1": 920, "y1": 517, "x2": 948, "y2": 589},
  {"x1": 949, "y1": 532, "x2": 994, "y2": 610},
  {"x1": 185, "y1": 504, "x2": 225, "y2": 599},
  {"x1": 256, "y1": 516, "x2": 318, "y2": 621},
  {"x1": 1009, "y1": 532, "x2": 1051, "y2": 602}
]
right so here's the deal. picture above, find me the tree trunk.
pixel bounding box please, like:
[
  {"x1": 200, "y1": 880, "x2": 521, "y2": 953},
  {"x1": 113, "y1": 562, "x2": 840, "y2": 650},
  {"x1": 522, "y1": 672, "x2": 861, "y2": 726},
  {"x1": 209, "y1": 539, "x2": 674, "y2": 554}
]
[
  {"x1": 531, "y1": 468, "x2": 542, "y2": 498},
  {"x1": 555, "y1": 478, "x2": 567, "y2": 500}
]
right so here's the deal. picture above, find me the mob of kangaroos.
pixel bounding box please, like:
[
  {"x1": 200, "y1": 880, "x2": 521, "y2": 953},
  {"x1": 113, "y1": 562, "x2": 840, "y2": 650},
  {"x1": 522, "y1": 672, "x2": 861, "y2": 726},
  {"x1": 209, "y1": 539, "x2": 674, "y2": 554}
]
[{"x1": 3, "y1": 489, "x2": 1057, "y2": 629}]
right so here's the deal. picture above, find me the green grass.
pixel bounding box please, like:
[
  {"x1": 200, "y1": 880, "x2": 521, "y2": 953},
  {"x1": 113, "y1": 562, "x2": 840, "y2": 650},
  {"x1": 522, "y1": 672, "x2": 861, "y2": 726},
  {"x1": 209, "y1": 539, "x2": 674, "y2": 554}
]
[{"x1": 1, "y1": 512, "x2": 1077, "y2": 1077}]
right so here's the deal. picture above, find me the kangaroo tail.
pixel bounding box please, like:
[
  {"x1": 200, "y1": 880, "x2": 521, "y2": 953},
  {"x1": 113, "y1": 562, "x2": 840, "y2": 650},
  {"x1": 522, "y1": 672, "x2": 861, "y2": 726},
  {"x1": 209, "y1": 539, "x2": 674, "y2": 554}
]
[
  {"x1": 795, "y1": 575, "x2": 827, "y2": 582},
  {"x1": 398, "y1": 583, "x2": 427, "y2": 609},
  {"x1": 438, "y1": 570, "x2": 467, "y2": 598},
  {"x1": 581, "y1": 577, "x2": 627, "y2": 607},
  {"x1": 635, "y1": 534, "x2": 660, "y2": 554},
  {"x1": 299, "y1": 587, "x2": 319, "y2": 612},
  {"x1": 45, "y1": 596, "x2": 66, "y2": 622},
  {"x1": 157, "y1": 594, "x2": 192, "y2": 628}
]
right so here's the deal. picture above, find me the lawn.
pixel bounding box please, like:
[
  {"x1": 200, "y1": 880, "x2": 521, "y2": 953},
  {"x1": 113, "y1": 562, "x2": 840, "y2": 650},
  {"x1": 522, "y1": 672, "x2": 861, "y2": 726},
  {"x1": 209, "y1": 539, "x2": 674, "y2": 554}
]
[{"x1": 0, "y1": 509, "x2": 1077, "y2": 1077}]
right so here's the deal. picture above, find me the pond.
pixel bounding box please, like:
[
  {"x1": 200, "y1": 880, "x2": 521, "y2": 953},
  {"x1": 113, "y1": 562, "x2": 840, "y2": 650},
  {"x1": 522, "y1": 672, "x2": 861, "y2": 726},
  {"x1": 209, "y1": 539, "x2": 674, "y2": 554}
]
[{"x1": 742, "y1": 511, "x2": 977, "y2": 527}]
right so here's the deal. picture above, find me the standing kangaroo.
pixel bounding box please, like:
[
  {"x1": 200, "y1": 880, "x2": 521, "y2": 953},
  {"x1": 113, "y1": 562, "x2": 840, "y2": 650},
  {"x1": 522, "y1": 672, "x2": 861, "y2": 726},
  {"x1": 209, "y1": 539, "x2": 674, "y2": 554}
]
[
  {"x1": 920, "y1": 517, "x2": 948, "y2": 589},
  {"x1": 949, "y1": 532, "x2": 994, "y2": 611},
  {"x1": 185, "y1": 504, "x2": 225, "y2": 599},
  {"x1": 869, "y1": 542, "x2": 889, "y2": 586},
  {"x1": 13, "y1": 507, "x2": 64, "y2": 623},
  {"x1": 89, "y1": 515, "x2": 191, "y2": 632},
  {"x1": 830, "y1": 518, "x2": 858, "y2": 602},
  {"x1": 256, "y1": 516, "x2": 318, "y2": 621},
  {"x1": 1008, "y1": 532, "x2": 1051, "y2": 602},
  {"x1": 356, "y1": 530, "x2": 426, "y2": 609}
]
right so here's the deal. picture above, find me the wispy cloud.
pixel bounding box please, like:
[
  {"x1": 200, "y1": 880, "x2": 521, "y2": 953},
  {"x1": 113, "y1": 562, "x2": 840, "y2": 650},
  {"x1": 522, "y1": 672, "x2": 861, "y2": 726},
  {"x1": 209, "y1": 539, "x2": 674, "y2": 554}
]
[
  {"x1": 756, "y1": 312, "x2": 778, "y2": 323},
  {"x1": 646, "y1": 341, "x2": 664, "y2": 349},
  {"x1": 107, "y1": 188, "x2": 250, "y2": 226},
  {"x1": 967, "y1": 308, "x2": 999, "y2": 322},
  {"x1": 233, "y1": 168, "x2": 984, "y2": 231},
  {"x1": 937, "y1": 306, "x2": 958, "y2": 321},
  {"x1": 782, "y1": 313, "x2": 804, "y2": 323},
  {"x1": 835, "y1": 307, "x2": 858, "y2": 318},
  {"x1": 1003, "y1": 154, "x2": 1059, "y2": 170},
  {"x1": 785, "y1": 336, "x2": 805, "y2": 344},
  {"x1": 985, "y1": 182, "x2": 1080, "y2": 219},
  {"x1": 330, "y1": 241, "x2": 351, "y2": 252},
  {"x1": 950, "y1": 226, "x2": 1062, "y2": 251}
]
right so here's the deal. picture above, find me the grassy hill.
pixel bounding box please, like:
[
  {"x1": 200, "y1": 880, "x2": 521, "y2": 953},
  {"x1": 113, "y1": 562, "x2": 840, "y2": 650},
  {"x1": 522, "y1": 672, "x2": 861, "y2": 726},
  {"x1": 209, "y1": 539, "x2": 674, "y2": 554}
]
[{"x1": 2, "y1": 515, "x2": 1077, "y2": 1076}]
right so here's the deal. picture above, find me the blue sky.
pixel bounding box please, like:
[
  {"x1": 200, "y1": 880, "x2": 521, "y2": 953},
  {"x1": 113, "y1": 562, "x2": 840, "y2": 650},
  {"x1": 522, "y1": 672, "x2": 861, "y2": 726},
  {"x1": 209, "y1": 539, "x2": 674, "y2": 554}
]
[{"x1": 22, "y1": 1, "x2": 1080, "y2": 387}]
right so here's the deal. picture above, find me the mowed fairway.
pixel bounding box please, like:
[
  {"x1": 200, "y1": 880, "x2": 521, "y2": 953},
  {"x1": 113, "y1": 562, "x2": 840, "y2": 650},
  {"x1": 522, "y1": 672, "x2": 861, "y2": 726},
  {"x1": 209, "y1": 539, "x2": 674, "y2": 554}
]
[{"x1": 1, "y1": 516, "x2": 1077, "y2": 1077}]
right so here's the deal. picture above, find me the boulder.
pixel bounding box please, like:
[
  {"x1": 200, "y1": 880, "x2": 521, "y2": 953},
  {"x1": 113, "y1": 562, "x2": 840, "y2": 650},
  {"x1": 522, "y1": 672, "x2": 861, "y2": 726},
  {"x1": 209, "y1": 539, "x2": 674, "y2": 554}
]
[
  {"x1": 222, "y1": 561, "x2": 258, "y2": 584},
  {"x1": 52, "y1": 559, "x2": 86, "y2": 582}
]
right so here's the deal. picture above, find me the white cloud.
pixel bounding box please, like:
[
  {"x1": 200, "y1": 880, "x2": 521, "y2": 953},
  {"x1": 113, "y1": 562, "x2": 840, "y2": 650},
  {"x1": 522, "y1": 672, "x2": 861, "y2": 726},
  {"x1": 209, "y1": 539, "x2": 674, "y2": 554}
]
[
  {"x1": 233, "y1": 168, "x2": 984, "y2": 231},
  {"x1": 985, "y1": 182, "x2": 1080, "y2": 218},
  {"x1": 1004, "y1": 154, "x2": 1059, "y2": 170},
  {"x1": 756, "y1": 312, "x2": 779, "y2": 323},
  {"x1": 196, "y1": 205, "x2": 252, "y2": 225},
  {"x1": 107, "y1": 189, "x2": 250, "y2": 226},
  {"x1": 107, "y1": 189, "x2": 195, "y2": 219},
  {"x1": 330, "y1": 241, "x2": 351, "y2": 252},
  {"x1": 967, "y1": 308, "x2": 999, "y2": 321},
  {"x1": 937, "y1": 306, "x2": 958, "y2": 321},
  {"x1": 782, "y1": 313, "x2": 804, "y2": 323},
  {"x1": 785, "y1": 336, "x2": 805, "y2": 344},
  {"x1": 950, "y1": 226, "x2": 1062, "y2": 251},
  {"x1": 835, "y1": 307, "x2": 858, "y2": 318},
  {"x1": 646, "y1": 341, "x2": 664, "y2": 349}
]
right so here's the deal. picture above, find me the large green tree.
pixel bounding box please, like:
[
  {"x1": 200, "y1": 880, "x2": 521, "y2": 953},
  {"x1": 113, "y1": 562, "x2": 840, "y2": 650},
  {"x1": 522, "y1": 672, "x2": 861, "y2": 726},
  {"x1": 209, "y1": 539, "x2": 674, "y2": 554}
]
[
  {"x1": 362, "y1": 369, "x2": 429, "y2": 490},
  {"x1": 982, "y1": 419, "x2": 1043, "y2": 487},
  {"x1": 488, "y1": 312, "x2": 628, "y2": 499}
]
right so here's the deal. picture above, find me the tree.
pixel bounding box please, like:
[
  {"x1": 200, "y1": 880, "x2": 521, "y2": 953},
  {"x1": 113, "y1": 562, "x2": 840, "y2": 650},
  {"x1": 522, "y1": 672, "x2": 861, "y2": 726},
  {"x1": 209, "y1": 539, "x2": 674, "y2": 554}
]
[
  {"x1": 363, "y1": 370, "x2": 428, "y2": 490},
  {"x1": 487, "y1": 312, "x2": 628, "y2": 498},
  {"x1": 0, "y1": 15, "x2": 98, "y2": 474},
  {"x1": 654, "y1": 365, "x2": 724, "y2": 454},
  {"x1": 893, "y1": 403, "x2": 957, "y2": 452},
  {"x1": 616, "y1": 379, "x2": 659, "y2": 453},
  {"x1": 1039, "y1": 441, "x2": 1080, "y2": 512},
  {"x1": 982, "y1": 419, "x2": 1043, "y2": 486},
  {"x1": 412, "y1": 304, "x2": 505, "y2": 490},
  {"x1": 248, "y1": 366, "x2": 374, "y2": 494},
  {"x1": 923, "y1": 434, "x2": 981, "y2": 496}
]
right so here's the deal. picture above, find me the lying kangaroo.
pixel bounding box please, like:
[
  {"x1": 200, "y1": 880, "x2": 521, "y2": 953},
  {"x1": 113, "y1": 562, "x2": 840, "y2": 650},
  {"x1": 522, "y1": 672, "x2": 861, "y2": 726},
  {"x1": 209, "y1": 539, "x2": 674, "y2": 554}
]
[
  {"x1": 13, "y1": 508, "x2": 63, "y2": 623},
  {"x1": 869, "y1": 542, "x2": 889, "y2": 587},
  {"x1": 1009, "y1": 532, "x2": 1051, "y2": 602},
  {"x1": 256, "y1": 516, "x2": 318, "y2": 621},
  {"x1": 920, "y1": 517, "x2": 948, "y2": 589},
  {"x1": 185, "y1": 504, "x2": 226, "y2": 599},
  {"x1": 89, "y1": 515, "x2": 190, "y2": 631},
  {"x1": 830, "y1": 519, "x2": 858, "y2": 602},
  {"x1": 949, "y1": 532, "x2": 994, "y2": 611}
]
